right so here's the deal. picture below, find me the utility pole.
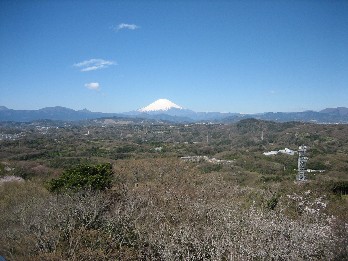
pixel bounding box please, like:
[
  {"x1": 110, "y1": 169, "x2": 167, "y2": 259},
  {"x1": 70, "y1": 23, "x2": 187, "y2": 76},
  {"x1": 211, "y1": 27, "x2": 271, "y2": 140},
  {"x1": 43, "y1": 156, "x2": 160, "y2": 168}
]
[{"x1": 297, "y1": 145, "x2": 308, "y2": 181}]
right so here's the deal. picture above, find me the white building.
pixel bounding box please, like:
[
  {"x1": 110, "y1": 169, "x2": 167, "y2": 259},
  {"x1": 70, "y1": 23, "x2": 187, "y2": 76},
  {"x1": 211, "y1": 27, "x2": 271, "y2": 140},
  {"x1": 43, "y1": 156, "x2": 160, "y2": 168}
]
[{"x1": 263, "y1": 148, "x2": 295, "y2": 156}]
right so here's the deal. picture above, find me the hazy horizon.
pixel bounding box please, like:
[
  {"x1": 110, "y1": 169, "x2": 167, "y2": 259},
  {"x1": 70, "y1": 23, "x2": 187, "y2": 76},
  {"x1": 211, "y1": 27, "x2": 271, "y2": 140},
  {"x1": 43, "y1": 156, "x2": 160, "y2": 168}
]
[{"x1": 1, "y1": 98, "x2": 347, "y2": 115}]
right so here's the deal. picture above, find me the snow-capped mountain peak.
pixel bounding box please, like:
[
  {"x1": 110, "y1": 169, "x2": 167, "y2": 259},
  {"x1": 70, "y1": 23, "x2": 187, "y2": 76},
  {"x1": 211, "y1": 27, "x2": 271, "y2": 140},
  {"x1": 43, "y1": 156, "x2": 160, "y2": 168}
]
[{"x1": 138, "y1": 99, "x2": 183, "y2": 112}]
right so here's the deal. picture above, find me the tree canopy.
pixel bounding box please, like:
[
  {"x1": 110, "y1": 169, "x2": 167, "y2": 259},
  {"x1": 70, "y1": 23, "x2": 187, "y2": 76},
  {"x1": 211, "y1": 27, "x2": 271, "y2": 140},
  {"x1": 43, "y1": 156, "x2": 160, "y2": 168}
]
[{"x1": 48, "y1": 163, "x2": 113, "y2": 192}]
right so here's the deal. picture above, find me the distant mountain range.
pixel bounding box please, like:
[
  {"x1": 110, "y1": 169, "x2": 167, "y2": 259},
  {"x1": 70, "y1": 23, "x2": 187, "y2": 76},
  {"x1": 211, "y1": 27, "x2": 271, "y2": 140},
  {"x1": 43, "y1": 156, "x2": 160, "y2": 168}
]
[
  {"x1": 228, "y1": 108, "x2": 348, "y2": 124},
  {"x1": 0, "y1": 100, "x2": 347, "y2": 123},
  {"x1": 0, "y1": 106, "x2": 122, "y2": 122}
]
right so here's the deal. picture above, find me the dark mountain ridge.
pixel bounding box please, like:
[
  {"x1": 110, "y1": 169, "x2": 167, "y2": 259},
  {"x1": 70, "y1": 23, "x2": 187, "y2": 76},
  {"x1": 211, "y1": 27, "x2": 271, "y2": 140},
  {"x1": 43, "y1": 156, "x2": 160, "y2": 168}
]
[
  {"x1": 0, "y1": 105, "x2": 347, "y2": 123},
  {"x1": 320, "y1": 107, "x2": 348, "y2": 116},
  {"x1": 0, "y1": 106, "x2": 122, "y2": 122}
]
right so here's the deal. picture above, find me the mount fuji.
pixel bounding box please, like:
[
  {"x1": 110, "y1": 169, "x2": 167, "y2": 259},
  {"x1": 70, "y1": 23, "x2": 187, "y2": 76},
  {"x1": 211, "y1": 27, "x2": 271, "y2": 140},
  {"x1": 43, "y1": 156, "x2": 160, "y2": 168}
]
[
  {"x1": 129, "y1": 98, "x2": 237, "y2": 122},
  {"x1": 138, "y1": 99, "x2": 183, "y2": 112},
  {"x1": 129, "y1": 98, "x2": 196, "y2": 122}
]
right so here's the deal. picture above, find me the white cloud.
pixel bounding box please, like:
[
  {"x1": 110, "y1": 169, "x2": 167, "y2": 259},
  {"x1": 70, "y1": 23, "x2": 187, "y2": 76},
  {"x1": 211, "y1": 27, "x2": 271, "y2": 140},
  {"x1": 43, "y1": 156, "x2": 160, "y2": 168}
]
[
  {"x1": 85, "y1": 82, "x2": 100, "y2": 91},
  {"x1": 116, "y1": 23, "x2": 139, "y2": 31},
  {"x1": 74, "y1": 59, "x2": 115, "y2": 72}
]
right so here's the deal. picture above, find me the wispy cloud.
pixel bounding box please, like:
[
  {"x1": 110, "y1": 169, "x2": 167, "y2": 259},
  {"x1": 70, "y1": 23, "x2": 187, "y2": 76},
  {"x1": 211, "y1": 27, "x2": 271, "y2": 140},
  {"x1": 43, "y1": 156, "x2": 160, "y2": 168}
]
[
  {"x1": 115, "y1": 23, "x2": 140, "y2": 31},
  {"x1": 74, "y1": 59, "x2": 115, "y2": 72},
  {"x1": 85, "y1": 82, "x2": 100, "y2": 91}
]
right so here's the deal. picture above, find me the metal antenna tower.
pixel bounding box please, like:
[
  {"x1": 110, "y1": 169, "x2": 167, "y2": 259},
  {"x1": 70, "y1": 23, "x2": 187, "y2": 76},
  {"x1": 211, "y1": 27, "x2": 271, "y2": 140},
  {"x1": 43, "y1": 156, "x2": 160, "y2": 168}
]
[{"x1": 297, "y1": 145, "x2": 308, "y2": 181}]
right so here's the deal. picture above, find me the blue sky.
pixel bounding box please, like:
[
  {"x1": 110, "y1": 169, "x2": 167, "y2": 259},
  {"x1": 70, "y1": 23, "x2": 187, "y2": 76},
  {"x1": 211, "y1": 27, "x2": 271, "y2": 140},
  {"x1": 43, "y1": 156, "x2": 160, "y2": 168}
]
[{"x1": 0, "y1": 0, "x2": 347, "y2": 113}]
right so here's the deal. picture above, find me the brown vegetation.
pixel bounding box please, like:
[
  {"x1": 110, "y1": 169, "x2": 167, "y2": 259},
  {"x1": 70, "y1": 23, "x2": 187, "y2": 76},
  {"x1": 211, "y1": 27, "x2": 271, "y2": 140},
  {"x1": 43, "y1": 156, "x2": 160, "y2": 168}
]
[{"x1": 0, "y1": 120, "x2": 347, "y2": 260}]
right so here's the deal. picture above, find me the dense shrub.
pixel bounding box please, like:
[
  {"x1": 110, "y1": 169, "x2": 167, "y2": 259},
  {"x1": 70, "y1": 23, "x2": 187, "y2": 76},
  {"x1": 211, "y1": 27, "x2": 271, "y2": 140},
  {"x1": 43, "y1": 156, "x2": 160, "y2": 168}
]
[
  {"x1": 48, "y1": 163, "x2": 113, "y2": 192},
  {"x1": 199, "y1": 163, "x2": 223, "y2": 173},
  {"x1": 330, "y1": 181, "x2": 348, "y2": 195},
  {"x1": 267, "y1": 194, "x2": 279, "y2": 210}
]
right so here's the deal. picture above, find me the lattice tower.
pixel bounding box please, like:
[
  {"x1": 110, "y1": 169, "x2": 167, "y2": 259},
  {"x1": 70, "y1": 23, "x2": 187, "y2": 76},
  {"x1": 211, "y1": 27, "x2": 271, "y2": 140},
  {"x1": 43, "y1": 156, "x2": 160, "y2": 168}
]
[{"x1": 297, "y1": 145, "x2": 308, "y2": 181}]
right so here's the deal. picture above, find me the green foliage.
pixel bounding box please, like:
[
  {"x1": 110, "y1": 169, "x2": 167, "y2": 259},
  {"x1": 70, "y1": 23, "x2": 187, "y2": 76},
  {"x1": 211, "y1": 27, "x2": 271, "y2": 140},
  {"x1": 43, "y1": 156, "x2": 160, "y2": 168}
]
[
  {"x1": 0, "y1": 163, "x2": 4, "y2": 176},
  {"x1": 199, "y1": 163, "x2": 223, "y2": 173},
  {"x1": 48, "y1": 163, "x2": 113, "y2": 192},
  {"x1": 307, "y1": 159, "x2": 328, "y2": 171},
  {"x1": 330, "y1": 181, "x2": 348, "y2": 195},
  {"x1": 267, "y1": 194, "x2": 279, "y2": 210}
]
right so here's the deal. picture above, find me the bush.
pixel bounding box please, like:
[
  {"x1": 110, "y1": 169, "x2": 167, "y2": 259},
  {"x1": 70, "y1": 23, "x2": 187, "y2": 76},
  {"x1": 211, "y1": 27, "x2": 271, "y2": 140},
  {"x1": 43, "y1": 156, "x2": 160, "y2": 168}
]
[
  {"x1": 267, "y1": 194, "x2": 279, "y2": 210},
  {"x1": 48, "y1": 163, "x2": 113, "y2": 192},
  {"x1": 330, "y1": 181, "x2": 348, "y2": 195},
  {"x1": 199, "y1": 163, "x2": 223, "y2": 173}
]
